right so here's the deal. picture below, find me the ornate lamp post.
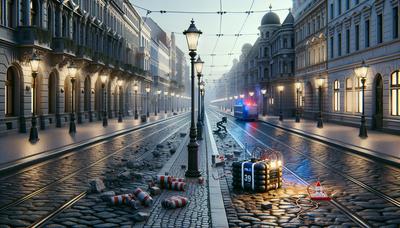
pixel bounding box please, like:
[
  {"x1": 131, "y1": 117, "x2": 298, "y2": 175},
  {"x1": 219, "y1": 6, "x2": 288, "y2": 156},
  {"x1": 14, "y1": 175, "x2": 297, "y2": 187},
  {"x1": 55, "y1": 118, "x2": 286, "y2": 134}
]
[
  {"x1": 164, "y1": 91, "x2": 168, "y2": 113},
  {"x1": 145, "y1": 86, "x2": 150, "y2": 117},
  {"x1": 194, "y1": 56, "x2": 204, "y2": 140},
  {"x1": 133, "y1": 83, "x2": 139, "y2": 119},
  {"x1": 169, "y1": 92, "x2": 174, "y2": 112},
  {"x1": 100, "y1": 74, "x2": 108, "y2": 127},
  {"x1": 355, "y1": 60, "x2": 369, "y2": 138},
  {"x1": 200, "y1": 81, "x2": 205, "y2": 121},
  {"x1": 278, "y1": 86, "x2": 284, "y2": 121},
  {"x1": 68, "y1": 62, "x2": 78, "y2": 134},
  {"x1": 261, "y1": 89, "x2": 267, "y2": 116},
  {"x1": 229, "y1": 97, "x2": 233, "y2": 112},
  {"x1": 239, "y1": 94, "x2": 245, "y2": 99},
  {"x1": 29, "y1": 52, "x2": 41, "y2": 143},
  {"x1": 317, "y1": 77, "x2": 324, "y2": 128},
  {"x1": 117, "y1": 79, "x2": 124, "y2": 122},
  {"x1": 295, "y1": 82, "x2": 301, "y2": 123},
  {"x1": 156, "y1": 90, "x2": 161, "y2": 116},
  {"x1": 183, "y1": 19, "x2": 202, "y2": 177}
]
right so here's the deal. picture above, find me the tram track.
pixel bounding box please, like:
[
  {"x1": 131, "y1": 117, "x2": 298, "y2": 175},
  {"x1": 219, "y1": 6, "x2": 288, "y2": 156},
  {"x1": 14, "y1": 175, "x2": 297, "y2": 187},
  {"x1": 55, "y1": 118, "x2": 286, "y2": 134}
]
[
  {"x1": 209, "y1": 109, "x2": 400, "y2": 227},
  {"x1": 0, "y1": 114, "x2": 188, "y2": 208},
  {"x1": 0, "y1": 113, "x2": 188, "y2": 180},
  {"x1": 0, "y1": 115, "x2": 189, "y2": 226},
  {"x1": 23, "y1": 121, "x2": 190, "y2": 227}
]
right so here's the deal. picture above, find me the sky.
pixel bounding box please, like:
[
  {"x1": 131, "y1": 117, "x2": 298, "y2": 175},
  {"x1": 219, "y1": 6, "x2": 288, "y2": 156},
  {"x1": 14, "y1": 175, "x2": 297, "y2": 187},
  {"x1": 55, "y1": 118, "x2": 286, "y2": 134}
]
[{"x1": 131, "y1": 0, "x2": 293, "y2": 81}]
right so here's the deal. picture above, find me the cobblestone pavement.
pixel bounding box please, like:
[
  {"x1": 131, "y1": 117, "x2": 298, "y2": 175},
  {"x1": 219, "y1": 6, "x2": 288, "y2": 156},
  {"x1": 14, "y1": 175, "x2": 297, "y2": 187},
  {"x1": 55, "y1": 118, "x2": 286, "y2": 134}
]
[
  {"x1": 208, "y1": 110, "x2": 400, "y2": 227},
  {"x1": 0, "y1": 115, "x2": 189, "y2": 227},
  {"x1": 144, "y1": 135, "x2": 211, "y2": 227}
]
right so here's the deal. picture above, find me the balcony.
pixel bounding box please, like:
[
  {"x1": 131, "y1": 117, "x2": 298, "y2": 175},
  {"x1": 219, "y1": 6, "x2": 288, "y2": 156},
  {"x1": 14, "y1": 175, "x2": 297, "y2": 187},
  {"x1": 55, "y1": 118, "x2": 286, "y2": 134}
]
[
  {"x1": 51, "y1": 37, "x2": 76, "y2": 55},
  {"x1": 92, "y1": 52, "x2": 105, "y2": 65},
  {"x1": 76, "y1": 45, "x2": 93, "y2": 60},
  {"x1": 17, "y1": 26, "x2": 51, "y2": 47},
  {"x1": 138, "y1": 46, "x2": 150, "y2": 56}
]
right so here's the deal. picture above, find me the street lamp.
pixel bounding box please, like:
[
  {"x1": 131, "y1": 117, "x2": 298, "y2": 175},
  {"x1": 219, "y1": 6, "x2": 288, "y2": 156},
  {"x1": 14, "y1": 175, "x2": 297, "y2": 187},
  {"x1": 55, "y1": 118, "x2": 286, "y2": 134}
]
[
  {"x1": 261, "y1": 89, "x2": 267, "y2": 116},
  {"x1": 200, "y1": 81, "x2": 205, "y2": 121},
  {"x1": 183, "y1": 19, "x2": 202, "y2": 177},
  {"x1": 100, "y1": 74, "x2": 108, "y2": 127},
  {"x1": 228, "y1": 97, "x2": 232, "y2": 112},
  {"x1": 156, "y1": 90, "x2": 161, "y2": 116},
  {"x1": 239, "y1": 94, "x2": 245, "y2": 99},
  {"x1": 145, "y1": 86, "x2": 150, "y2": 117},
  {"x1": 68, "y1": 62, "x2": 78, "y2": 134},
  {"x1": 171, "y1": 92, "x2": 175, "y2": 113},
  {"x1": 278, "y1": 86, "x2": 284, "y2": 121},
  {"x1": 117, "y1": 79, "x2": 124, "y2": 122},
  {"x1": 355, "y1": 60, "x2": 369, "y2": 138},
  {"x1": 164, "y1": 91, "x2": 168, "y2": 113},
  {"x1": 317, "y1": 77, "x2": 324, "y2": 128},
  {"x1": 29, "y1": 52, "x2": 41, "y2": 143},
  {"x1": 194, "y1": 56, "x2": 204, "y2": 140},
  {"x1": 295, "y1": 82, "x2": 301, "y2": 123},
  {"x1": 133, "y1": 83, "x2": 139, "y2": 119}
]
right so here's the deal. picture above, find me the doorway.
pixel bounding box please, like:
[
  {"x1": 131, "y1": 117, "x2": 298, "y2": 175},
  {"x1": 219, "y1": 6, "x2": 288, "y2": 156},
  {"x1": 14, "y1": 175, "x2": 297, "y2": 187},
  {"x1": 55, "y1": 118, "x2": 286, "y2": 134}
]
[{"x1": 373, "y1": 74, "x2": 383, "y2": 130}]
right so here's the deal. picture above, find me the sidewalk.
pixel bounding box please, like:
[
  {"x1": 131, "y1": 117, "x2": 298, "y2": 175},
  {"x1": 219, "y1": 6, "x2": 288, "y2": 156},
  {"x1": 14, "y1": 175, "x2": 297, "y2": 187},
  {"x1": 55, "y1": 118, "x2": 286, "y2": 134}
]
[
  {"x1": 257, "y1": 115, "x2": 400, "y2": 166},
  {"x1": 0, "y1": 112, "x2": 186, "y2": 172}
]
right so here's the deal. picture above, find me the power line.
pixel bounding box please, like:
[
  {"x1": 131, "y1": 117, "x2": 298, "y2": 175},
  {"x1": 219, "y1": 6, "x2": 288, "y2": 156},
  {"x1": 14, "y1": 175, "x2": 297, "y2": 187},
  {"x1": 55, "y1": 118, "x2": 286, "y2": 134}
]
[
  {"x1": 226, "y1": 0, "x2": 255, "y2": 66},
  {"x1": 173, "y1": 32, "x2": 259, "y2": 37},
  {"x1": 133, "y1": 4, "x2": 289, "y2": 15}
]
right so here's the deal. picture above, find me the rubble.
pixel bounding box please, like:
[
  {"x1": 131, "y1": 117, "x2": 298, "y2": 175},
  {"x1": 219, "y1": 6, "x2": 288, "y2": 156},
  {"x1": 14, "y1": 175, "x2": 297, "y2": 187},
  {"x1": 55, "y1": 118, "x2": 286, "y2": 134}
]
[
  {"x1": 132, "y1": 212, "x2": 150, "y2": 222},
  {"x1": 88, "y1": 178, "x2": 106, "y2": 193},
  {"x1": 100, "y1": 191, "x2": 116, "y2": 201},
  {"x1": 149, "y1": 186, "x2": 161, "y2": 196}
]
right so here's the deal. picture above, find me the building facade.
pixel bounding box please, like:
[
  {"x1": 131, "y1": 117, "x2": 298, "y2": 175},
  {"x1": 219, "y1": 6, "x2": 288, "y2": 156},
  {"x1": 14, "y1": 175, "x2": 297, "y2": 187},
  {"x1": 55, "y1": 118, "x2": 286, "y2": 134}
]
[
  {"x1": 0, "y1": 0, "x2": 188, "y2": 135},
  {"x1": 224, "y1": 8, "x2": 296, "y2": 117},
  {"x1": 326, "y1": 0, "x2": 400, "y2": 132},
  {"x1": 294, "y1": 0, "x2": 328, "y2": 119}
]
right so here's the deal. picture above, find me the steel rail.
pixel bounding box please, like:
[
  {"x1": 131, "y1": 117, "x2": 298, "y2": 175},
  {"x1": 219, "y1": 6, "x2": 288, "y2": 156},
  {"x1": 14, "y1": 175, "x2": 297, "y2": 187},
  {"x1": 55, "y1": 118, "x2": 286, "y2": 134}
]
[
  {"x1": 0, "y1": 117, "x2": 189, "y2": 213},
  {"x1": 213, "y1": 109, "x2": 400, "y2": 208},
  {"x1": 27, "y1": 121, "x2": 190, "y2": 227},
  {"x1": 0, "y1": 113, "x2": 188, "y2": 180},
  {"x1": 208, "y1": 110, "x2": 380, "y2": 228}
]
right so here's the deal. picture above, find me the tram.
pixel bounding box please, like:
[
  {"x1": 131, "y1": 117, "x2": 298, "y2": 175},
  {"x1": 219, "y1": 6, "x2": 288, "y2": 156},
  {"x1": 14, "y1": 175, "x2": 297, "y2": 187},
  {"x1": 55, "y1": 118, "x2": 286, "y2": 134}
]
[{"x1": 233, "y1": 100, "x2": 258, "y2": 121}]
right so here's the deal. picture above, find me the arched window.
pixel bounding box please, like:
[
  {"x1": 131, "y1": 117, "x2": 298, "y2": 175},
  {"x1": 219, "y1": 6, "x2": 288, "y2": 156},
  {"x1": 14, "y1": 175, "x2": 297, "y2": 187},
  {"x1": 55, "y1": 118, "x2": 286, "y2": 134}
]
[
  {"x1": 391, "y1": 71, "x2": 400, "y2": 115},
  {"x1": 64, "y1": 77, "x2": 71, "y2": 113},
  {"x1": 84, "y1": 76, "x2": 91, "y2": 111},
  {"x1": 333, "y1": 80, "x2": 340, "y2": 111},
  {"x1": 345, "y1": 78, "x2": 353, "y2": 112},
  {"x1": 62, "y1": 15, "x2": 67, "y2": 37},
  {"x1": 47, "y1": 4, "x2": 53, "y2": 35},
  {"x1": 7, "y1": 0, "x2": 15, "y2": 28},
  {"x1": 30, "y1": 0, "x2": 39, "y2": 27},
  {"x1": 356, "y1": 77, "x2": 363, "y2": 113},
  {"x1": 5, "y1": 68, "x2": 15, "y2": 116},
  {"x1": 48, "y1": 73, "x2": 57, "y2": 114}
]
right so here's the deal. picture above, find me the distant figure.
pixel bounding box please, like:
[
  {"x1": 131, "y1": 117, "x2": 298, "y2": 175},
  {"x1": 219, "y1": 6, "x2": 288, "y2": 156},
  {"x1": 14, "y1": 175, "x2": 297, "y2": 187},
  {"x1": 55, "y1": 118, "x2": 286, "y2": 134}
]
[{"x1": 214, "y1": 117, "x2": 227, "y2": 134}]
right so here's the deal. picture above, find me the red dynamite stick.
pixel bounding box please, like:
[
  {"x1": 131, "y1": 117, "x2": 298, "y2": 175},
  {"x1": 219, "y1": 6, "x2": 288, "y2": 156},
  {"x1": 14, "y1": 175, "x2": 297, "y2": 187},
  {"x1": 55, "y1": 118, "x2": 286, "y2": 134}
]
[
  {"x1": 168, "y1": 181, "x2": 185, "y2": 191},
  {"x1": 171, "y1": 177, "x2": 185, "y2": 182},
  {"x1": 109, "y1": 194, "x2": 133, "y2": 205},
  {"x1": 133, "y1": 188, "x2": 153, "y2": 206}
]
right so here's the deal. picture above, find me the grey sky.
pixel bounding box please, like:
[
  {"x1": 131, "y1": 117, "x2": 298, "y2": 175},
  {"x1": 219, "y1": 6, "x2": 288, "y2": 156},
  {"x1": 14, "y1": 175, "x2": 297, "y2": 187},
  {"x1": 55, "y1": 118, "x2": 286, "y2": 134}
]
[{"x1": 131, "y1": 0, "x2": 292, "y2": 79}]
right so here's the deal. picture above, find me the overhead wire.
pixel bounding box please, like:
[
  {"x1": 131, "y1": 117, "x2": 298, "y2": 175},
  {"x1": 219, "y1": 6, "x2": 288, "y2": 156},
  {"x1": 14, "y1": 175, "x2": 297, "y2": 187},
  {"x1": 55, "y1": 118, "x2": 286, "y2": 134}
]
[
  {"x1": 226, "y1": 0, "x2": 256, "y2": 66},
  {"x1": 132, "y1": 4, "x2": 289, "y2": 15}
]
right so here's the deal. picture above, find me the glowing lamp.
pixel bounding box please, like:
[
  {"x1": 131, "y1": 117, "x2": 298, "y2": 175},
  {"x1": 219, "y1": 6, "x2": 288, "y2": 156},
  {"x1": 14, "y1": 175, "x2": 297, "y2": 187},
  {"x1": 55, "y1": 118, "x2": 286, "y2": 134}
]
[
  {"x1": 194, "y1": 56, "x2": 204, "y2": 75},
  {"x1": 183, "y1": 19, "x2": 202, "y2": 51},
  {"x1": 30, "y1": 52, "x2": 41, "y2": 73},
  {"x1": 355, "y1": 60, "x2": 369, "y2": 79},
  {"x1": 261, "y1": 89, "x2": 267, "y2": 95}
]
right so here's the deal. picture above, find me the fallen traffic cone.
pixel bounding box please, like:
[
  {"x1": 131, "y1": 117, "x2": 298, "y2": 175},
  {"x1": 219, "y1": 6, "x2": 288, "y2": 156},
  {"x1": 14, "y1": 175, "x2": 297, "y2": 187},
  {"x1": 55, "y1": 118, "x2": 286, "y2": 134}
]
[{"x1": 307, "y1": 181, "x2": 331, "y2": 201}]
